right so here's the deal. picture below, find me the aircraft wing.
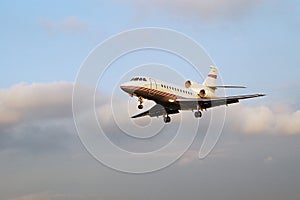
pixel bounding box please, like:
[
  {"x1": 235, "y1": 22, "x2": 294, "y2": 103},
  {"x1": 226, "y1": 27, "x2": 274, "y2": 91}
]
[
  {"x1": 131, "y1": 104, "x2": 179, "y2": 118},
  {"x1": 176, "y1": 94, "x2": 265, "y2": 109},
  {"x1": 131, "y1": 110, "x2": 150, "y2": 118}
]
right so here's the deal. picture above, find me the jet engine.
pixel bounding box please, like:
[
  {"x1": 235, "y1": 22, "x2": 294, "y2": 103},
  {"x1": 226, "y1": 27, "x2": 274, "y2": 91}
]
[
  {"x1": 185, "y1": 80, "x2": 201, "y2": 89},
  {"x1": 185, "y1": 80, "x2": 209, "y2": 98},
  {"x1": 198, "y1": 89, "x2": 206, "y2": 98}
]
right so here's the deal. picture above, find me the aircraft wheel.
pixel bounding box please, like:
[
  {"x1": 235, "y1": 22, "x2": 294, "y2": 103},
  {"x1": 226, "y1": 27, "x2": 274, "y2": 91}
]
[
  {"x1": 138, "y1": 104, "x2": 143, "y2": 109},
  {"x1": 194, "y1": 111, "x2": 202, "y2": 118},
  {"x1": 164, "y1": 116, "x2": 171, "y2": 123}
]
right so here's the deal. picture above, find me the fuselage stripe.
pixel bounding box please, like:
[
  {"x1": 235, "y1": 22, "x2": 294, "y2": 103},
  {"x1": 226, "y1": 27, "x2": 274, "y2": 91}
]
[{"x1": 124, "y1": 86, "x2": 188, "y2": 99}]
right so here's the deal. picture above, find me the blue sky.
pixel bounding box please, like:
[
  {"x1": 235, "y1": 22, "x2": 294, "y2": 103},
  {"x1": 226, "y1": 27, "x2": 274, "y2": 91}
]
[
  {"x1": 1, "y1": 0, "x2": 299, "y2": 89},
  {"x1": 0, "y1": 0, "x2": 300, "y2": 199}
]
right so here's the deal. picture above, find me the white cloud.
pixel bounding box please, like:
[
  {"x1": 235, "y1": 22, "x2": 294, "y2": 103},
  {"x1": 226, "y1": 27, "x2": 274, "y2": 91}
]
[
  {"x1": 8, "y1": 192, "x2": 51, "y2": 200},
  {"x1": 8, "y1": 192, "x2": 85, "y2": 200},
  {"x1": 59, "y1": 16, "x2": 88, "y2": 32},
  {"x1": 177, "y1": 149, "x2": 225, "y2": 165},
  {"x1": 232, "y1": 105, "x2": 273, "y2": 134},
  {"x1": 128, "y1": 0, "x2": 267, "y2": 21},
  {"x1": 275, "y1": 110, "x2": 300, "y2": 135},
  {"x1": 0, "y1": 82, "x2": 73, "y2": 127},
  {"x1": 264, "y1": 155, "x2": 273, "y2": 164},
  {"x1": 178, "y1": 150, "x2": 197, "y2": 165},
  {"x1": 39, "y1": 16, "x2": 88, "y2": 33},
  {"x1": 227, "y1": 104, "x2": 300, "y2": 135}
]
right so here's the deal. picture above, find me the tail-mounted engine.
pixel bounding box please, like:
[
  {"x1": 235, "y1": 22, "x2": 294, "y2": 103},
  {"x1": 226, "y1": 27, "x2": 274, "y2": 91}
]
[
  {"x1": 199, "y1": 89, "x2": 206, "y2": 98},
  {"x1": 185, "y1": 80, "x2": 200, "y2": 89},
  {"x1": 185, "y1": 80, "x2": 209, "y2": 98}
]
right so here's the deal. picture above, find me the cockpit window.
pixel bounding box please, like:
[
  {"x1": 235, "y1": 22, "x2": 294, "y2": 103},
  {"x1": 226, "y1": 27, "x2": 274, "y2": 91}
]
[{"x1": 130, "y1": 77, "x2": 147, "y2": 81}]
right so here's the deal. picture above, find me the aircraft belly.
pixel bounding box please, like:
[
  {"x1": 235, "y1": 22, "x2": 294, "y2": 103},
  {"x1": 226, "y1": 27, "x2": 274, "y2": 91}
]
[{"x1": 134, "y1": 87, "x2": 176, "y2": 102}]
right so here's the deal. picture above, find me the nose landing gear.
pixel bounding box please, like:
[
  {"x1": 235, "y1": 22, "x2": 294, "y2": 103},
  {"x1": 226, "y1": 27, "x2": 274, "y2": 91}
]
[
  {"x1": 138, "y1": 96, "x2": 143, "y2": 109},
  {"x1": 163, "y1": 115, "x2": 171, "y2": 123}
]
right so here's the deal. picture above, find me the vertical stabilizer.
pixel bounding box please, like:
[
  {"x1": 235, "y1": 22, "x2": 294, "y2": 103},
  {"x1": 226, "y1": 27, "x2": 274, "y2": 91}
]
[{"x1": 203, "y1": 65, "x2": 218, "y2": 87}]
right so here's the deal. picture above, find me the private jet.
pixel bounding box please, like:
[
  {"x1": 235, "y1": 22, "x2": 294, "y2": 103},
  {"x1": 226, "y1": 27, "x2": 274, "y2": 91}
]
[{"x1": 120, "y1": 66, "x2": 265, "y2": 123}]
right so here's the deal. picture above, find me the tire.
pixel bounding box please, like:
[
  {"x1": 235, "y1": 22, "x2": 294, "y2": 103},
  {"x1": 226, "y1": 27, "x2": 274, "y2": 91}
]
[
  {"x1": 138, "y1": 104, "x2": 143, "y2": 109},
  {"x1": 194, "y1": 111, "x2": 202, "y2": 118},
  {"x1": 164, "y1": 116, "x2": 171, "y2": 123}
]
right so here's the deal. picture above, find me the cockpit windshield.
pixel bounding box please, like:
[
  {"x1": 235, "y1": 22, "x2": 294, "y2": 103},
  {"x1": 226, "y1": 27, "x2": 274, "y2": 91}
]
[{"x1": 130, "y1": 77, "x2": 147, "y2": 81}]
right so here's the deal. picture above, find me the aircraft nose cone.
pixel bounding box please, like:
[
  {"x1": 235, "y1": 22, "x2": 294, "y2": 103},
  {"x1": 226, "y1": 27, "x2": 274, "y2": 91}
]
[
  {"x1": 120, "y1": 85, "x2": 126, "y2": 92},
  {"x1": 120, "y1": 82, "x2": 132, "y2": 93},
  {"x1": 120, "y1": 84, "x2": 126, "y2": 91}
]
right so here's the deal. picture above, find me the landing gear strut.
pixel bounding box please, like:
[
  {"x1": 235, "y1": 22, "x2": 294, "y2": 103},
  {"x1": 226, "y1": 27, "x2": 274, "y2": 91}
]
[
  {"x1": 163, "y1": 115, "x2": 171, "y2": 123},
  {"x1": 138, "y1": 96, "x2": 143, "y2": 109}
]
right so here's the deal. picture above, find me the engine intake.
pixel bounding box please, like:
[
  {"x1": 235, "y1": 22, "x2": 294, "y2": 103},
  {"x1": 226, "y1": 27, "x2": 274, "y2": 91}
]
[
  {"x1": 185, "y1": 80, "x2": 200, "y2": 89},
  {"x1": 199, "y1": 89, "x2": 206, "y2": 98},
  {"x1": 185, "y1": 80, "x2": 192, "y2": 88}
]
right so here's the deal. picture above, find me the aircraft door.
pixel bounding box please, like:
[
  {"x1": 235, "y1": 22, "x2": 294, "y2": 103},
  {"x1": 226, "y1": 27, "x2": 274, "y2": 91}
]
[{"x1": 149, "y1": 78, "x2": 157, "y2": 96}]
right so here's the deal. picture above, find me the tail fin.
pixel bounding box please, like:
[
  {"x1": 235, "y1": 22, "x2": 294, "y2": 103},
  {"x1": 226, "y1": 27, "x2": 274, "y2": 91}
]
[{"x1": 203, "y1": 65, "x2": 218, "y2": 86}]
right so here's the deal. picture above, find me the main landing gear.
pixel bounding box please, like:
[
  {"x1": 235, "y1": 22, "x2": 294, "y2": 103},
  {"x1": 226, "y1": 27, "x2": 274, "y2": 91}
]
[
  {"x1": 194, "y1": 105, "x2": 202, "y2": 118},
  {"x1": 194, "y1": 111, "x2": 202, "y2": 118},
  {"x1": 138, "y1": 96, "x2": 143, "y2": 109},
  {"x1": 163, "y1": 115, "x2": 171, "y2": 123}
]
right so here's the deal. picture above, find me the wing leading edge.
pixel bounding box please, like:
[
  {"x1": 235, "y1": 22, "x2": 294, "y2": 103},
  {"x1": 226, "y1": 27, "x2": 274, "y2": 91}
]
[{"x1": 131, "y1": 104, "x2": 179, "y2": 118}]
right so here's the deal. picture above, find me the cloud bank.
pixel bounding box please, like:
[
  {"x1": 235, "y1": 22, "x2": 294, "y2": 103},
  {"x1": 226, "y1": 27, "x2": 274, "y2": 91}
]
[
  {"x1": 8, "y1": 191, "x2": 86, "y2": 200},
  {"x1": 0, "y1": 82, "x2": 73, "y2": 127},
  {"x1": 0, "y1": 82, "x2": 299, "y2": 200},
  {"x1": 228, "y1": 104, "x2": 300, "y2": 135},
  {"x1": 1, "y1": 81, "x2": 299, "y2": 135}
]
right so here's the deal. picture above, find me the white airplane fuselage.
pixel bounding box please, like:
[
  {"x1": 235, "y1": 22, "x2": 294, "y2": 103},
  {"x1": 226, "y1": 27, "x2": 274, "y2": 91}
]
[{"x1": 120, "y1": 77, "x2": 216, "y2": 111}]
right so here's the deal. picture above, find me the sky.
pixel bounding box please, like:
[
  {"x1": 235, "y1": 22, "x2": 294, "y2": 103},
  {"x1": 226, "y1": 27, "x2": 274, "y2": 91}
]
[{"x1": 0, "y1": 0, "x2": 300, "y2": 199}]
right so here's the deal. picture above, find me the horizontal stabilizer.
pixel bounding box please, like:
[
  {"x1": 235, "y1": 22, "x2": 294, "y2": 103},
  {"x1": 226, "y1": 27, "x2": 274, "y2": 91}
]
[{"x1": 207, "y1": 85, "x2": 246, "y2": 90}]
